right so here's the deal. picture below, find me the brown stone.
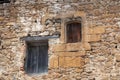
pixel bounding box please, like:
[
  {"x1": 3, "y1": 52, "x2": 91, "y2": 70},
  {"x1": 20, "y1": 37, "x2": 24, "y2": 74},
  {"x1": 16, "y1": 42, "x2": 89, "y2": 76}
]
[
  {"x1": 55, "y1": 51, "x2": 85, "y2": 57},
  {"x1": 88, "y1": 28, "x2": 94, "y2": 34},
  {"x1": 60, "y1": 22, "x2": 66, "y2": 43},
  {"x1": 105, "y1": 62, "x2": 113, "y2": 68},
  {"x1": 74, "y1": 11, "x2": 86, "y2": 17},
  {"x1": 96, "y1": 56, "x2": 106, "y2": 62},
  {"x1": 116, "y1": 55, "x2": 120, "y2": 62},
  {"x1": 93, "y1": 27, "x2": 105, "y2": 34},
  {"x1": 59, "y1": 56, "x2": 65, "y2": 67},
  {"x1": 52, "y1": 44, "x2": 66, "y2": 52},
  {"x1": 61, "y1": 76, "x2": 70, "y2": 80},
  {"x1": 88, "y1": 27, "x2": 105, "y2": 35},
  {"x1": 59, "y1": 57, "x2": 84, "y2": 68},
  {"x1": 101, "y1": 77, "x2": 109, "y2": 80},
  {"x1": 2, "y1": 40, "x2": 11, "y2": 46},
  {"x1": 85, "y1": 58, "x2": 90, "y2": 63},
  {"x1": 0, "y1": 17, "x2": 4, "y2": 20},
  {"x1": 66, "y1": 43, "x2": 83, "y2": 51},
  {"x1": 6, "y1": 22, "x2": 15, "y2": 26},
  {"x1": 1, "y1": 32, "x2": 16, "y2": 39},
  {"x1": 75, "y1": 68, "x2": 83, "y2": 73},
  {"x1": 110, "y1": 76, "x2": 117, "y2": 80},
  {"x1": 49, "y1": 55, "x2": 59, "y2": 69},
  {"x1": 115, "y1": 34, "x2": 120, "y2": 42},
  {"x1": 64, "y1": 57, "x2": 75, "y2": 67},
  {"x1": 83, "y1": 43, "x2": 91, "y2": 50},
  {"x1": 87, "y1": 35, "x2": 101, "y2": 42}
]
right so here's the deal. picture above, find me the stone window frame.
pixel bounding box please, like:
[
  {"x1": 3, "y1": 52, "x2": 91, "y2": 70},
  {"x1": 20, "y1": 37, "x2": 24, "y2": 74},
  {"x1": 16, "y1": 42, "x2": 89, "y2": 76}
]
[
  {"x1": 20, "y1": 35, "x2": 59, "y2": 75},
  {"x1": 58, "y1": 11, "x2": 91, "y2": 51},
  {"x1": 60, "y1": 11, "x2": 88, "y2": 44}
]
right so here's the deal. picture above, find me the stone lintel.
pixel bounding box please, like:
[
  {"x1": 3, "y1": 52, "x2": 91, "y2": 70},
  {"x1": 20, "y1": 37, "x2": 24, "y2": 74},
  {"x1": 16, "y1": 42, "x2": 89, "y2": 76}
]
[{"x1": 20, "y1": 35, "x2": 59, "y2": 42}]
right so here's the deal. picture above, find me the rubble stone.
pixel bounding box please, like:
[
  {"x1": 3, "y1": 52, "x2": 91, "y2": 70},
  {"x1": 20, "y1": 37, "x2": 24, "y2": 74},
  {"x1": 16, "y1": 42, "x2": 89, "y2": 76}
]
[{"x1": 0, "y1": 0, "x2": 120, "y2": 80}]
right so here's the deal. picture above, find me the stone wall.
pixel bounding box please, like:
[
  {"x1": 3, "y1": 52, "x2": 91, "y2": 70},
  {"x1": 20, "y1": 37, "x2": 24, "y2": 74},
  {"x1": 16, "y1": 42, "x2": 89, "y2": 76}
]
[{"x1": 0, "y1": 0, "x2": 120, "y2": 80}]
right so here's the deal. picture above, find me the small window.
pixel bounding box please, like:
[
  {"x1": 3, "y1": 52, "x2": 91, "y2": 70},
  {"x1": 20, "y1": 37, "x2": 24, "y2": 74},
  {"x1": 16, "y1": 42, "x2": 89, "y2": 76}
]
[
  {"x1": 66, "y1": 22, "x2": 82, "y2": 43},
  {"x1": 24, "y1": 41, "x2": 48, "y2": 74},
  {"x1": 0, "y1": 0, "x2": 10, "y2": 4}
]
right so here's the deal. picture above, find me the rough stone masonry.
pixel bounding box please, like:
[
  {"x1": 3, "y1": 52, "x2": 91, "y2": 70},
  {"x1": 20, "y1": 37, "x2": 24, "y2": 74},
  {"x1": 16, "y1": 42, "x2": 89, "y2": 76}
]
[{"x1": 0, "y1": 0, "x2": 120, "y2": 80}]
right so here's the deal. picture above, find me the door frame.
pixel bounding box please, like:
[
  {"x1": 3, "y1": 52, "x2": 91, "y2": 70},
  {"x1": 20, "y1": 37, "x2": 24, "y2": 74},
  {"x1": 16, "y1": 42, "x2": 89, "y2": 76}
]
[{"x1": 24, "y1": 40, "x2": 48, "y2": 74}]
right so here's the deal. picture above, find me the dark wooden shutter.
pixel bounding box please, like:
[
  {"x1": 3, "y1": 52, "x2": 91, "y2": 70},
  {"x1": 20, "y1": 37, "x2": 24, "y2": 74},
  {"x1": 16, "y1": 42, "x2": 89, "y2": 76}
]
[
  {"x1": 24, "y1": 41, "x2": 48, "y2": 74},
  {"x1": 67, "y1": 22, "x2": 82, "y2": 43},
  {"x1": 0, "y1": 0, "x2": 10, "y2": 4}
]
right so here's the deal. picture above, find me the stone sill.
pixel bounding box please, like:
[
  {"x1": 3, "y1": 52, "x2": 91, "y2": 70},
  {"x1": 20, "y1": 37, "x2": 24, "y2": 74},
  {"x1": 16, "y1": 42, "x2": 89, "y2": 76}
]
[{"x1": 52, "y1": 42, "x2": 91, "y2": 52}]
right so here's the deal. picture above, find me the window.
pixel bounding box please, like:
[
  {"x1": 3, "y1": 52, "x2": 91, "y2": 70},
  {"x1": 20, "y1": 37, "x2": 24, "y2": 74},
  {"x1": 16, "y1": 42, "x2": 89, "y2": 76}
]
[
  {"x1": 66, "y1": 22, "x2": 82, "y2": 43},
  {"x1": 24, "y1": 41, "x2": 48, "y2": 74},
  {"x1": 0, "y1": 0, "x2": 10, "y2": 4}
]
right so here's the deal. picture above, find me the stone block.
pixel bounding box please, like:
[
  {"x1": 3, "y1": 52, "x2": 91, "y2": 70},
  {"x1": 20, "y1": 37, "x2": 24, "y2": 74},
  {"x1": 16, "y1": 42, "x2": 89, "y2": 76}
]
[
  {"x1": 74, "y1": 11, "x2": 86, "y2": 17},
  {"x1": 59, "y1": 57, "x2": 84, "y2": 68},
  {"x1": 83, "y1": 43, "x2": 91, "y2": 50},
  {"x1": 66, "y1": 43, "x2": 83, "y2": 51},
  {"x1": 0, "y1": 17, "x2": 4, "y2": 20},
  {"x1": 88, "y1": 27, "x2": 105, "y2": 35},
  {"x1": 55, "y1": 51, "x2": 85, "y2": 57},
  {"x1": 88, "y1": 28, "x2": 94, "y2": 34},
  {"x1": 105, "y1": 62, "x2": 113, "y2": 68},
  {"x1": 75, "y1": 68, "x2": 83, "y2": 73},
  {"x1": 52, "y1": 44, "x2": 66, "y2": 52},
  {"x1": 97, "y1": 56, "x2": 106, "y2": 62},
  {"x1": 52, "y1": 42, "x2": 91, "y2": 52},
  {"x1": 0, "y1": 26, "x2": 2, "y2": 28},
  {"x1": 93, "y1": 27, "x2": 105, "y2": 34},
  {"x1": 2, "y1": 40, "x2": 11, "y2": 46},
  {"x1": 85, "y1": 58, "x2": 90, "y2": 63},
  {"x1": 65, "y1": 57, "x2": 84, "y2": 68},
  {"x1": 116, "y1": 62, "x2": 120, "y2": 67},
  {"x1": 60, "y1": 23, "x2": 66, "y2": 43},
  {"x1": 101, "y1": 77, "x2": 109, "y2": 80},
  {"x1": 49, "y1": 55, "x2": 59, "y2": 69},
  {"x1": 1, "y1": 32, "x2": 16, "y2": 39},
  {"x1": 59, "y1": 56, "x2": 65, "y2": 67},
  {"x1": 116, "y1": 55, "x2": 120, "y2": 62},
  {"x1": 6, "y1": 22, "x2": 15, "y2": 26},
  {"x1": 115, "y1": 34, "x2": 120, "y2": 42},
  {"x1": 87, "y1": 35, "x2": 101, "y2": 42}
]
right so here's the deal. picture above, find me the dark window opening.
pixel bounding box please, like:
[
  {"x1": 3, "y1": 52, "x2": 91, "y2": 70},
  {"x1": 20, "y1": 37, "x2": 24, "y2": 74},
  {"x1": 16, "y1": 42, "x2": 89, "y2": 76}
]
[
  {"x1": 24, "y1": 41, "x2": 48, "y2": 74},
  {"x1": 66, "y1": 22, "x2": 82, "y2": 43},
  {"x1": 0, "y1": 0, "x2": 10, "y2": 4}
]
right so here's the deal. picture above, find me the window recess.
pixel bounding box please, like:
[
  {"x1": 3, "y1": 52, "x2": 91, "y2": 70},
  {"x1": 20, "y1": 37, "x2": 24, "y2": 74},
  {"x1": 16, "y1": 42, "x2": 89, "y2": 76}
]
[{"x1": 66, "y1": 22, "x2": 82, "y2": 43}]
